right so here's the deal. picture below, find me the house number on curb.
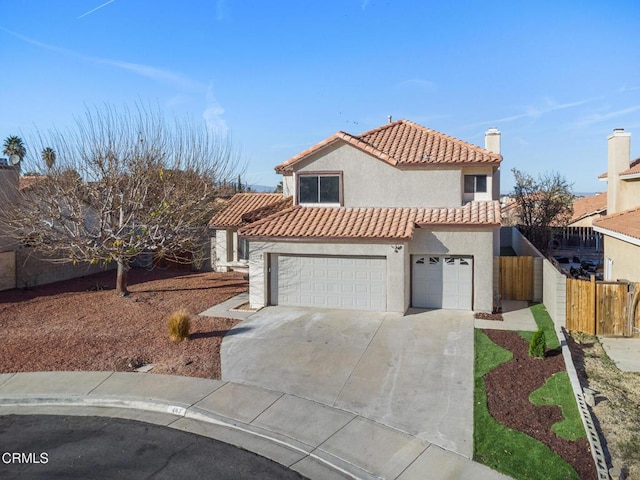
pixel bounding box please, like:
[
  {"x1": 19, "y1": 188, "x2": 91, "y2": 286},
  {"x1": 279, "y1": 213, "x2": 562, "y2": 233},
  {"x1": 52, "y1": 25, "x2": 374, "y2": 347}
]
[{"x1": 167, "y1": 405, "x2": 186, "y2": 416}]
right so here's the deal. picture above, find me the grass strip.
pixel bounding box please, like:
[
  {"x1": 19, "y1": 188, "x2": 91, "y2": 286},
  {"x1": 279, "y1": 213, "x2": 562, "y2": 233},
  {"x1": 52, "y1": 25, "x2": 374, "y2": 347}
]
[
  {"x1": 529, "y1": 371, "x2": 586, "y2": 441},
  {"x1": 474, "y1": 329, "x2": 579, "y2": 480}
]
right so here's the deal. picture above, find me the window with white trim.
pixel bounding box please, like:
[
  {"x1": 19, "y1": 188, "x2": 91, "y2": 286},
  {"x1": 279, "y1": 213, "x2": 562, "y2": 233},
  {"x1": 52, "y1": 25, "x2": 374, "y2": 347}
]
[{"x1": 298, "y1": 175, "x2": 340, "y2": 204}]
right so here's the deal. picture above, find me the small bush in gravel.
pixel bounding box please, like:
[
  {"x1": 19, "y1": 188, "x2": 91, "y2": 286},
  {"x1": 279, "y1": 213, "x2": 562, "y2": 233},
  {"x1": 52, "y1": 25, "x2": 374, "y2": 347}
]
[
  {"x1": 168, "y1": 309, "x2": 191, "y2": 342},
  {"x1": 529, "y1": 329, "x2": 546, "y2": 358}
]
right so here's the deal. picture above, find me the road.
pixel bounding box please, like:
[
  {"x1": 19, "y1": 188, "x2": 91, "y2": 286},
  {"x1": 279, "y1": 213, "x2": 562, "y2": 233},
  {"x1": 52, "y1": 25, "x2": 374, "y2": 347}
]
[{"x1": 0, "y1": 414, "x2": 308, "y2": 479}]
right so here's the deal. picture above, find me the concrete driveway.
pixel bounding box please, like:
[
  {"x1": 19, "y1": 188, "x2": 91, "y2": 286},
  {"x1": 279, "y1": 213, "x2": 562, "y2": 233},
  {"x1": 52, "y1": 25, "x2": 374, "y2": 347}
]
[{"x1": 221, "y1": 306, "x2": 475, "y2": 458}]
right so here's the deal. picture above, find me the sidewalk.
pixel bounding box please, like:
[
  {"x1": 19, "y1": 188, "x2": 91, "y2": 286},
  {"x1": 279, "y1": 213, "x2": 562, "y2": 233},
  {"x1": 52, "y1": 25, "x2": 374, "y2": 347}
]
[{"x1": 0, "y1": 371, "x2": 509, "y2": 480}]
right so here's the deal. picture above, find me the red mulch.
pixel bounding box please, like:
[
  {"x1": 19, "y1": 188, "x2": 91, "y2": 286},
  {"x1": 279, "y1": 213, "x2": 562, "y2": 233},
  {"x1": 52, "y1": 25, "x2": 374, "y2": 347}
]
[
  {"x1": 482, "y1": 330, "x2": 596, "y2": 480},
  {"x1": 0, "y1": 268, "x2": 247, "y2": 379}
]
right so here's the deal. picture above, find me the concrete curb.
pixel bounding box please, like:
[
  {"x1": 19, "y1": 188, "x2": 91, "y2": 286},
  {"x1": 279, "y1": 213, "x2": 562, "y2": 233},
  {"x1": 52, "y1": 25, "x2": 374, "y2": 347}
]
[
  {"x1": 0, "y1": 393, "x2": 372, "y2": 480},
  {"x1": 556, "y1": 326, "x2": 610, "y2": 480}
]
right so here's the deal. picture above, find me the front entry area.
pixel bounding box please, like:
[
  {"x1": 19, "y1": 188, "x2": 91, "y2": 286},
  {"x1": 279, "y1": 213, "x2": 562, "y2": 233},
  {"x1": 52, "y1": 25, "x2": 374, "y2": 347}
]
[
  {"x1": 270, "y1": 254, "x2": 387, "y2": 311},
  {"x1": 412, "y1": 255, "x2": 473, "y2": 310}
]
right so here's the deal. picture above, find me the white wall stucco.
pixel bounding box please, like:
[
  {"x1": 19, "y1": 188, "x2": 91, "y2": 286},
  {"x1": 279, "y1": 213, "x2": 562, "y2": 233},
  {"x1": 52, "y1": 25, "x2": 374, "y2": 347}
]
[
  {"x1": 294, "y1": 143, "x2": 463, "y2": 208},
  {"x1": 248, "y1": 241, "x2": 408, "y2": 312},
  {"x1": 408, "y1": 228, "x2": 497, "y2": 312}
]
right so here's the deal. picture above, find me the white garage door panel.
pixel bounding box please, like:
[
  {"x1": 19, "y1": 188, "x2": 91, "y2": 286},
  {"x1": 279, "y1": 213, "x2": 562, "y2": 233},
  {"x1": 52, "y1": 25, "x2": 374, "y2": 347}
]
[
  {"x1": 274, "y1": 255, "x2": 386, "y2": 311},
  {"x1": 412, "y1": 255, "x2": 472, "y2": 310}
]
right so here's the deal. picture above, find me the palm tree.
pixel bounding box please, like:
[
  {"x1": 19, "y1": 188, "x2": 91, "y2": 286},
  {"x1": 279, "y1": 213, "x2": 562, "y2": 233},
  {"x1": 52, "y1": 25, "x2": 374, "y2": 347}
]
[
  {"x1": 3, "y1": 135, "x2": 26, "y2": 162},
  {"x1": 41, "y1": 147, "x2": 56, "y2": 170}
]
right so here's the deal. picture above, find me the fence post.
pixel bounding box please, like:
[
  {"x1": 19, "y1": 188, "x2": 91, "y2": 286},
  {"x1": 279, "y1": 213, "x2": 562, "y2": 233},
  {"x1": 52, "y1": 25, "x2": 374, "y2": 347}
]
[{"x1": 590, "y1": 275, "x2": 597, "y2": 335}]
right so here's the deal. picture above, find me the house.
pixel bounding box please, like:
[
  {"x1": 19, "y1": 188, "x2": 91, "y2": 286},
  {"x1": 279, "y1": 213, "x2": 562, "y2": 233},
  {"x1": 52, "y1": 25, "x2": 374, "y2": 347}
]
[
  {"x1": 232, "y1": 120, "x2": 502, "y2": 313},
  {"x1": 209, "y1": 193, "x2": 292, "y2": 272},
  {"x1": 568, "y1": 192, "x2": 607, "y2": 227},
  {"x1": 593, "y1": 129, "x2": 640, "y2": 282}
]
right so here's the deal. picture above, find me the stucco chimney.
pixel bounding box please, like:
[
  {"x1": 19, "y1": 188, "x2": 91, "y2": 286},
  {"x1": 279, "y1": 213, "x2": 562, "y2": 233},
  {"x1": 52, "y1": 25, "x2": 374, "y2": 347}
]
[
  {"x1": 606, "y1": 128, "x2": 631, "y2": 215},
  {"x1": 485, "y1": 127, "x2": 501, "y2": 154}
]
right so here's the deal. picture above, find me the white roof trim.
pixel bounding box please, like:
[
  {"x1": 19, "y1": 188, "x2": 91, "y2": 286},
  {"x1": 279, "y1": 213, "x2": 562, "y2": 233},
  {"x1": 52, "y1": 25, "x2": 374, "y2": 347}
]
[
  {"x1": 620, "y1": 172, "x2": 640, "y2": 180},
  {"x1": 594, "y1": 225, "x2": 640, "y2": 247}
]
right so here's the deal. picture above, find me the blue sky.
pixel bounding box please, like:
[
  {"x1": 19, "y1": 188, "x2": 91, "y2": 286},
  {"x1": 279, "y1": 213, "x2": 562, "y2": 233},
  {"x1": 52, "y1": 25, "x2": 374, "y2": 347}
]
[{"x1": 1, "y1": 1, "x2": 640, "y2": 193}]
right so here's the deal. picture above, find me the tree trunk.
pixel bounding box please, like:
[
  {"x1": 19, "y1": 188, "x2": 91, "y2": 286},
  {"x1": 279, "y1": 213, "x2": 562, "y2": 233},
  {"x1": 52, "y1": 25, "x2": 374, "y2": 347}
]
[{"x1": 116, "y1": 258, "x2": 129, "y2": 297}]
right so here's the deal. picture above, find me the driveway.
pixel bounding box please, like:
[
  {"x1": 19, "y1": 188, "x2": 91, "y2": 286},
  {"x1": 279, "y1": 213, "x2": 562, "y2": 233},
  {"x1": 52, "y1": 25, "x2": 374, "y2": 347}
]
[{"x1": 221, "y1": 306, "x2": 475, "y2": 458}]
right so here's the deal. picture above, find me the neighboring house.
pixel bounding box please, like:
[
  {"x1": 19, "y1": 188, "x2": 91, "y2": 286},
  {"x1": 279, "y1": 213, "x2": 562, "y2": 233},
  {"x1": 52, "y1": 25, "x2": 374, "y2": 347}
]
[
  {"x1": 568, "y1": 192, "x2": 607, "y2": 227},
  {"x1": 209, "y1": 193, "x2": 292, "y2": 272},
  {"x1": 593, "y1": 129, "x2": 640, "y2": 282},
  {"x1": 232, "y1": 120, "x2": 503, "y2": 313}
]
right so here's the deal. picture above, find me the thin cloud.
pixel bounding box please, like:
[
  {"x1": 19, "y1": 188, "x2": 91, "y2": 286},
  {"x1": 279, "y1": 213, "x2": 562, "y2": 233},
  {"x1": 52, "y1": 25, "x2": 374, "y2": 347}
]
[
  {"x1": 1, "y1": 28, "x2": 228, "y2": 132},
  {"x1": 203, "y1": 83, "x2": 228, "y2": 132},
  {"x1": 361, "y1": 0, "x2": 371, "y2": 9},
  {"x1": 463, "y1": 96, "x2": 596, "y2": 129},
  {"x1": 0, "y1": 28, "x2": 204, "y2": 92},
  {"x1": 78, "y1": 0, "x2": 115, "y2": 19},
  {"x1": 574, "y1": 105, "x2": 640, "y2": 128},
  {"x1": 216, "y1": 0, "x2": 230, "y2": 21},
  {"x1": 395, "y1": 78, "x2": 436, "y2": 91}
]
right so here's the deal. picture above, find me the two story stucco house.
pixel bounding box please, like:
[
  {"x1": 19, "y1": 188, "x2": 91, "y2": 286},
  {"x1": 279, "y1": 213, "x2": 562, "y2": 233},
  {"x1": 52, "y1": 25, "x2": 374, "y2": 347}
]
[
  {"x1": 594, "y1": 128, "x2": 640, "y2": 282},
  {"x1": 214, "y1": 120, "x2": 502, "y2": 313}
]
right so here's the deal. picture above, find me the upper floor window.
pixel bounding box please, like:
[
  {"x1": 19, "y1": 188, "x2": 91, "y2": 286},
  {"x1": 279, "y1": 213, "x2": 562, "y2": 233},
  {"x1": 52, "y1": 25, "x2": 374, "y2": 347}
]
[
  {"x1": 298, "y1": 174, "x2": 340, "y2": 204},
  {"x1": 464, "y1": 174, "x2": 487, "y2": 193}
]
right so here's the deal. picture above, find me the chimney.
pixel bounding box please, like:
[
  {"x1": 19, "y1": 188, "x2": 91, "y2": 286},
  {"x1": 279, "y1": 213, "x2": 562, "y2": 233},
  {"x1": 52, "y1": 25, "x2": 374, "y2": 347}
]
[
  {"x1": 485, "y1": 127, "x2": 501, "y2": 154},
  {"x1": 607, "y1": 128, "x2": 631, "y2": 215}
]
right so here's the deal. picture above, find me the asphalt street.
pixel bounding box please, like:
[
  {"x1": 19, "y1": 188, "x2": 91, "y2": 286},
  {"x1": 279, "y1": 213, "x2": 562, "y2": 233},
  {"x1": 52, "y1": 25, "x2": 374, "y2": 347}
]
[{"x1": 0, "y1": 414, "x2": 308, "y2": 480}]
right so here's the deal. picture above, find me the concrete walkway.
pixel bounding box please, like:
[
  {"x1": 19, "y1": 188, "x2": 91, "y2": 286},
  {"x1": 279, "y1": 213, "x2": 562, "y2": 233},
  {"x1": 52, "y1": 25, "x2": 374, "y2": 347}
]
[
  {"x1": 474, "y1": 300, "x2": 537, "y2": 332},
  {"x1": 0, "y1": 371, "x2": 509, "y2": 480},
  {"x1": 599, "y1": 336, "x2": 640, "y2": 372}
]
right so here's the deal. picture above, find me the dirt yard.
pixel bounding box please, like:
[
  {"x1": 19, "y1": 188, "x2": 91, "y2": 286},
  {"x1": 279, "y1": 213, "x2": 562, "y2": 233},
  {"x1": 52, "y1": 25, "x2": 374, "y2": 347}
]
[
  {"x1": 568, "y1": 332, "x2": 640, "y2": 480},
  {"x1": 0, "y1": 269, "x2": 247, "y2": 379}
]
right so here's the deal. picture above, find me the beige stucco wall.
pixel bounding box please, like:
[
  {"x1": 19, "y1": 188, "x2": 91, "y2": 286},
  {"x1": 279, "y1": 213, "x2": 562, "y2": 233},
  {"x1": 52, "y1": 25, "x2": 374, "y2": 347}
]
[
  {"x1": 461, "y1": 166, "x2": 497, "y2": 203},
  {"x1": 248, "y1": 241, "x2": 408, "y2": 312},
  {"x1": 214, "y1": 228, "x2": 244, "y2": 272},
  {"x1": 282, "y1": 175, "x2": 294, "y2": 198},
  {"x1": 294, "y1": 143, "x2": 463, "y2": 207},
  {"x1": 604, "y1": 236, "x2": 640, "y2": 282},
  {"x1": 248, "y1": 227, "x2": 498, "y2": 313},
  {"x1": 408, "y1": 228, "x2": 497, "y2": 312},
  {"x1": 617, "y1": 179, "x2": 640, "y2": 212}
]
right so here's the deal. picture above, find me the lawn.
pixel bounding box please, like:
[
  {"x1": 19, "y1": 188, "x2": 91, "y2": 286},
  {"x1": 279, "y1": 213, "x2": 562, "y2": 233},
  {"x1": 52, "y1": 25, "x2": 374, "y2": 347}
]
[{"x1": 474, "y1": 304, "x2": 593, "y2": 480}]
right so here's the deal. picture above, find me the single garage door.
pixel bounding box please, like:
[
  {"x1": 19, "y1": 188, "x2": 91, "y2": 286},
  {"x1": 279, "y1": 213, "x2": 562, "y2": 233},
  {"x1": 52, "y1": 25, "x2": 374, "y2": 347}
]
[
  {"x1": 412, "y1": 255, "x2": 472, "y2": 310},
  {"x1": 271, "y1": 255, "x2": 386, "y2": 310}
]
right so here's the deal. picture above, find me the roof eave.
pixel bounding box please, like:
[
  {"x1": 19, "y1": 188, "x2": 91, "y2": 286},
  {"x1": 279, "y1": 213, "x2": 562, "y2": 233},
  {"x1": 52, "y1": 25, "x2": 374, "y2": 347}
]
[{"x1": 593, "y1": 225, "x2": 640, "y2": 247}]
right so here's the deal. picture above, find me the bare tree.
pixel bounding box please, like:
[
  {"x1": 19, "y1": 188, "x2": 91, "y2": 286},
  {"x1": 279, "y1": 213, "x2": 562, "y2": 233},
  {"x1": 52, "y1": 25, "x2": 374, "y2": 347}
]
[
  {"x1": 511, "y1": 168, "x2": 574, "y2": 228},
  {"x1": 0, "y1": 104, "x2": 241, "y2": 296}
]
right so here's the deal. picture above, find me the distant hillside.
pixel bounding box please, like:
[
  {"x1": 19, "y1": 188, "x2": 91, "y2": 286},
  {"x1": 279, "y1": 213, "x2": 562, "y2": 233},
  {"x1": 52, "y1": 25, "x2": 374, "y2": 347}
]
[{"x1": 250, "y1": 184, "x2": 277, "y2": 193}]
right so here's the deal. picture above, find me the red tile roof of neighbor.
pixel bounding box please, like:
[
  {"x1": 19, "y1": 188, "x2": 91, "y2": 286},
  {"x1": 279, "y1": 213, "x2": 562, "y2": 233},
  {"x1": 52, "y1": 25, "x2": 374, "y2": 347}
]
[
  {"x1": 571, "y1": 193, "x2": 607, "y2": 223},
  {"x1": 598, "y1": 157, "x2": 640, "y2": 179},
  {"x1": 238, "y1": 201, "x2": 501, "y2": 241},
  {"x1": 275, "y1": 120, "x2": 502, "y2": 173},
  {"x1": 209, "y1": 193, "x2": 291, "y2": 228},
  {"x1": 594, "y1": 206, "x2": 640, "y2": 240}
]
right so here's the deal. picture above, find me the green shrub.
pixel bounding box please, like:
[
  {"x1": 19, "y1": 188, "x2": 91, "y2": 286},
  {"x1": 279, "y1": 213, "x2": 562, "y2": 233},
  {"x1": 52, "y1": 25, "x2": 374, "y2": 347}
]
[
  {"x1": 168, "y1": 309, "x2": 191, "y2": 342},
  {"x1": 529, "y1": 329, "x2": 546, "y2": 358}
]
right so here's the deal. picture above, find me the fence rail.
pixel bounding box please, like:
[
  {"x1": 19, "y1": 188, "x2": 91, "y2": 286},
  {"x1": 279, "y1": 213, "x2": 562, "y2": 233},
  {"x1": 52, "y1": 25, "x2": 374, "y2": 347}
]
[{"x1": 566, "y1": 276, "x2": 639, "y2": 336}]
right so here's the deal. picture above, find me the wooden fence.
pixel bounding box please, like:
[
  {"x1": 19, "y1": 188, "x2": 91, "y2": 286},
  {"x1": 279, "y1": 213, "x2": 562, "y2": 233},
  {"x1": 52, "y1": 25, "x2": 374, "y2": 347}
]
[
  {"x1": 499, "y1": 256, "x2": 534, "y2": 301},
  {"x1": 566, "y1": 277, "x2": 640, "y2": 336}
]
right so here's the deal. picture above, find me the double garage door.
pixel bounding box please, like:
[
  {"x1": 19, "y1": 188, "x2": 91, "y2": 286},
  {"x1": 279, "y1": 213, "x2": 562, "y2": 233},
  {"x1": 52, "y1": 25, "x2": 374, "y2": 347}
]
[
  {"x1": 412, "y1": 255, "x2": 473, "y2": 310},
  {"x1": 271, "y1": 255, "x2": 386, "y2": 311}
]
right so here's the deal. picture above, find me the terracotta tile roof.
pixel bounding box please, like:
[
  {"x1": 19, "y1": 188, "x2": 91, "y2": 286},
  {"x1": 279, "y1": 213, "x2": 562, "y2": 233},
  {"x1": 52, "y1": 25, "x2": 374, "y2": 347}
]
[
  {"x1": 275, "y1": 120, "x2": 502, "y2": 173},
  {"x1": 209, "y1": 193, "x2": 290, "y2": 228},
  {"x1": 239, "y1": 201, "x2": 500, "y2": 240},
  {"x1": 594, "y1": 206, "x2": 640, "y2": 241},
  {"x1": 570, "y1": 193, "x2": 607, "y2": 222},
  {"x1": 599, "y1": 157, "x2": 640, "y2": 179}
]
